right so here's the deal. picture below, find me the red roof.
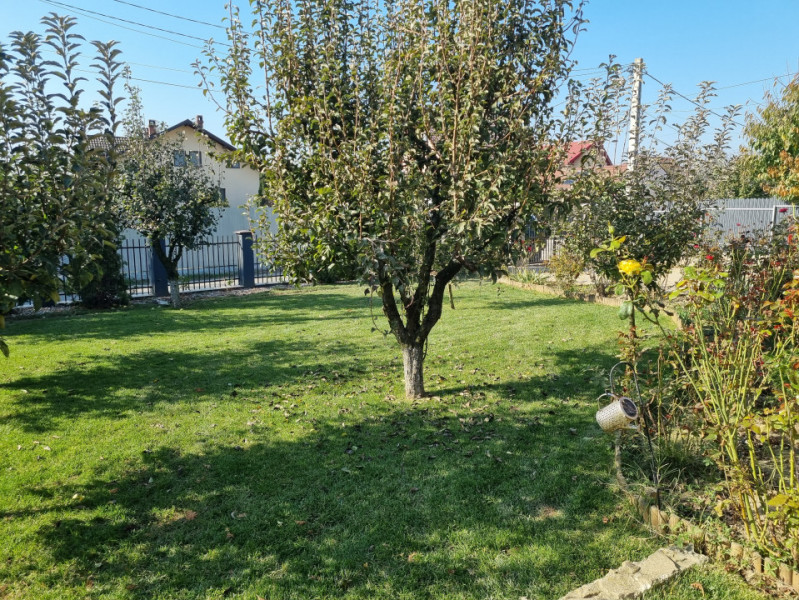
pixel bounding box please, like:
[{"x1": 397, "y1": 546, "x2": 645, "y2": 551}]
[{"x1": 565, "y1": 141, "x2": 612, "y2": 166}]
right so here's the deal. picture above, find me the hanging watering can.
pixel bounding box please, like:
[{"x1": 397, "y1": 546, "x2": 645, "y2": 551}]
[{"x1": 595, "y1": 393, "x2": 639, "y2": 433}]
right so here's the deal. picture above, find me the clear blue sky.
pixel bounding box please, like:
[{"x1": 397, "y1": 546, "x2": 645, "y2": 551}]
[{"x1": 3, "y1": 0, "x2": 799, "y2": 155}]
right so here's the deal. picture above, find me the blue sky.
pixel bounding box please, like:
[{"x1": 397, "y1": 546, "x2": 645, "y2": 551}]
[{"x1": 3, "y1": 0, "x2": 799, "y2": 155}]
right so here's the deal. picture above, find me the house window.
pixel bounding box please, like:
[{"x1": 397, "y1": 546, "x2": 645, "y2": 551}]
[
  {"x1": 173, "y1": 150, "x2": 187, "y2": 167},
  {"x1": 226, "y1": 159, "x2": 241, "y2": 169},
  {"x1": 219, "y1": 187, "x2": 226, "y2": 202},
  {"x1": 173, "y1": 150, "x2": 202, "y2": 167}
]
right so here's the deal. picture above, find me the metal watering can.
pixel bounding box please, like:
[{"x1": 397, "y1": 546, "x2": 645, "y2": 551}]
[
  {"x1": 595, "y1": 362, "x2": 642, "y2": 433},
  {"x1": 595, "y1": 393, "x2": 639, "y2": 433}
]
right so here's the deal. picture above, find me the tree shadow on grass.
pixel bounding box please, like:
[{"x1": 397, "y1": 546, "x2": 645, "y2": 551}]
[
  {"x1": 431, "y1": 344, "x2": 618, "y2": 404},
  {"x1": 14, "y1": 400, "x2": 648, "y2": 600},
  {"x1": 1, "y1": 337, "x2": 368, "y2": 433},
  {"x1": 7, "y1": 288, "x2": 374, "y2": 343},
  {"x1": 2, "y1": 341, "x2": 648, "y2": 599}
]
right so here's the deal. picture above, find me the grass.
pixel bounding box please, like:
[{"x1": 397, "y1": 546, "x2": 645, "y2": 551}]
[{"x1": 0, "y1": 282, "x2": 767, "y2": 599}]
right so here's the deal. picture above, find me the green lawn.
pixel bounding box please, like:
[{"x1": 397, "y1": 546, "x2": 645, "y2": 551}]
[{"x1": 0, "y1": 283, "x2": 766, "y2": 599}]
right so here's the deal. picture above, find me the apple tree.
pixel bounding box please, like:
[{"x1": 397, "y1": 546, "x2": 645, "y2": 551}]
[{"x1": 200, "y1": 0, "x2": 584, "y2": 397}]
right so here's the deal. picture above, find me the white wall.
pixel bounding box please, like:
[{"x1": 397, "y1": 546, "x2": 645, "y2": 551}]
[{"x1": 123, "y1": 125, "x2": 277, "y2": 241}]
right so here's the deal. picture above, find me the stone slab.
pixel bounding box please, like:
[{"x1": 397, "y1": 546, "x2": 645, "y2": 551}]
[{"x1": 559, "y1": 546, "x2": 708, "y2": 600}]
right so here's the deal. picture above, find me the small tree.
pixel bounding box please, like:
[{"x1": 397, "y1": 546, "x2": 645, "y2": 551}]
[
  {"x1": 201, "y1": 0, "x2": 584, "y2": 398},
  {"x1": 117, "y1": 86, "x2": 225, "y2": 308},
  {"x1": 0, "y1": 14, "x2": 124, "y2": 355},
  {"x1": 745, "y1": 77, "x2": 799, "y2": 204},
  {"x1": 560, "y1": 65, "x2": 741, "y2": 291}
]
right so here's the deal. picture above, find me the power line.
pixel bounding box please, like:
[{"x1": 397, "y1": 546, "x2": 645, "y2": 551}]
[
  {"x1": 109, "y1": 0, "x2": 226, "y2": 30},
  {"x1": 39, "y1": 46, "x2": 199, "y2": 75},
  {"x1": 644, "y1": 71, "x2": 745, "y2": 128},
  {"x1": 65, "y1": 63, "x2": 207, "y2": 90},
  {"x1": 38, "y1": 0, "x2": 205, "y2": 49},
  {"x1": 129, "y1": 75, "x2": 204, "y2": 90},
  {"x1": 717, "y1": 71, "x2": 799, "y2": 90},
  {"x1": 652, "y1": 136, "x2": 677, "y2": 150},
  {"x1": 40, "y1": 0, "x2": 229, "y2": 46}
]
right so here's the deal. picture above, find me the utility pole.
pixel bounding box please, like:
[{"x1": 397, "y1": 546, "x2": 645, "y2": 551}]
[{"x1": 627, "y1": 58, "x2": 645, "y2": 174}]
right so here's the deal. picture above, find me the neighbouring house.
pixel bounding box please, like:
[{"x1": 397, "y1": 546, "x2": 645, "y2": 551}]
[
  {"x1": 120, "y1": 115, "x2": 269, "y2": 242},
  {"x1": 113, "y1": 116, "x2": 278, "y2": 293},
  {"x1": 558, "y1": 141, "x2": 613, "y2": 186}
]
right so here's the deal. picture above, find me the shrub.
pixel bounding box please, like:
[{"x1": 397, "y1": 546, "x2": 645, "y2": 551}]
[
  {"x1": 547, "y1": 246, "x2": 584, "y2": 295},
  {"x1": 659, "y1": 219, "x2": 799, "y2": 565}
]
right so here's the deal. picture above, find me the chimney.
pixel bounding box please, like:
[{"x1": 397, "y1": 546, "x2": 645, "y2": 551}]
[
  {"x1": 147, "y1": 119, "x2": 156, "y2": 137},
  {"x1": 195, "y1": 115, "x2": 204, "y2": 130}
]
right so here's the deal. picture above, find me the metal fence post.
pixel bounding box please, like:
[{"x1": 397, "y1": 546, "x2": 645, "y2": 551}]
[
  {"x1": 150, "y1": 238, "x2": 170, "y2": 297},
  {"x1": 237, "y1": 230, "x2": 255, "y2": 289},
  {"x1": 771, "y1": 205, "x2": 779, "y2": 235}
]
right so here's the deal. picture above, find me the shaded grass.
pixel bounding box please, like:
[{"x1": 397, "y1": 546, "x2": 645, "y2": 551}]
[{"x1": 0, "y1": 283, "x2": 765, "y2": 599}]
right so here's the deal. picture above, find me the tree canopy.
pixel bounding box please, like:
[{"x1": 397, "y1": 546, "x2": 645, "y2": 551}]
[
  {"x1": 745, "y1": 78, "x2": 799, "y2": 203},
  {"x1": 0, "y1": 14, "x2": 123, "y2": 355},
  {"x1": 117, "y1": 87, "x2": 225, "y2": 308},
  {"x1": 558, "y1": 65, "x2": 742, "y2": 292},
  {"x1": 201, "y1": 0, "x2": 584, "y2": 397}
]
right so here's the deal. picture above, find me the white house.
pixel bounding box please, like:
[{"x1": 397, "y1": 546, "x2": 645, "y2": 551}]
[{"x1": 123, "y1": 115, "x2": 273, "y2": 242}]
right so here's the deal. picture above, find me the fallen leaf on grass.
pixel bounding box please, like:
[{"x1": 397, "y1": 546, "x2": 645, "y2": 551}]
[
  {"x1": 184, "y1": 510, "x2": 198, "y2": 521},
  {"x1": 407, "y1": 552, "x2": 419, "y2": 563},
  {"x1": 690, "y1": 582, "x2": 705, "y2": 596},
  {"x1": 295, "y1": 520, "x2": 307, "y2": 526}
]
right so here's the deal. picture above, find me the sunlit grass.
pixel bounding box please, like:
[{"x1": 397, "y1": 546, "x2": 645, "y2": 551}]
[{"x1": 0, "y1": 282, "x2": 766, "y2": 599}]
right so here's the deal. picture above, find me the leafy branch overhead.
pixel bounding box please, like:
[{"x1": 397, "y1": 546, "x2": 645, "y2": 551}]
[{"x1": 199, "y1": 0, "x2": 586, "y2": 397}]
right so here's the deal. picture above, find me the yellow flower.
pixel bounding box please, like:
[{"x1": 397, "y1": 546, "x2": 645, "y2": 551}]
[{"x1": 618, "y1": 259, "x2": 643, "y2": 277}]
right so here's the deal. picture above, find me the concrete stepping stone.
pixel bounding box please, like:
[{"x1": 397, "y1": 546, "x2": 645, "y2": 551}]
[{"x1": 559, "y1": 546, "x2": 708, "y2": 600}]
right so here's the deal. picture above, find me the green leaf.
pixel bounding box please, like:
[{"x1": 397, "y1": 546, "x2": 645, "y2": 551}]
[
  {"x1": 618, "y1": 300, "x2": 633, "y2": 320},
  {"x1": 640, "y1": 270, "x2": 653, "y2": 285},
  {"x1": 768, "y1": 494, "x2": 790, "y2": 507}
]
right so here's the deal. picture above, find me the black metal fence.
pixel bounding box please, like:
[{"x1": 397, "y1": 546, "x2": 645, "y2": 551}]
[
  {"x1": 41, "y1": 233, "x2": 286, "y2": 305},
  {"x1": 175, "y1": 236, "x2": 240, "y2": 292},
  {"x1": 117, "y1": 233, "x2": 286, "y2": 299},
  {"x1": 121, "y1": 238, "x2": 153, "y2": 297},
  {"x1": 253, "y1": 236, "x2": 284, "y2": 286}
]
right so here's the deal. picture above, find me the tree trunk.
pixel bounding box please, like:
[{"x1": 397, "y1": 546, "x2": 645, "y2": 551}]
[
  {"x1": 402, "y1": 343, "x2": 425, "y2": 399},
  {"x1": 169, "y1": 278, "x2": 181, "y2": 308}
]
